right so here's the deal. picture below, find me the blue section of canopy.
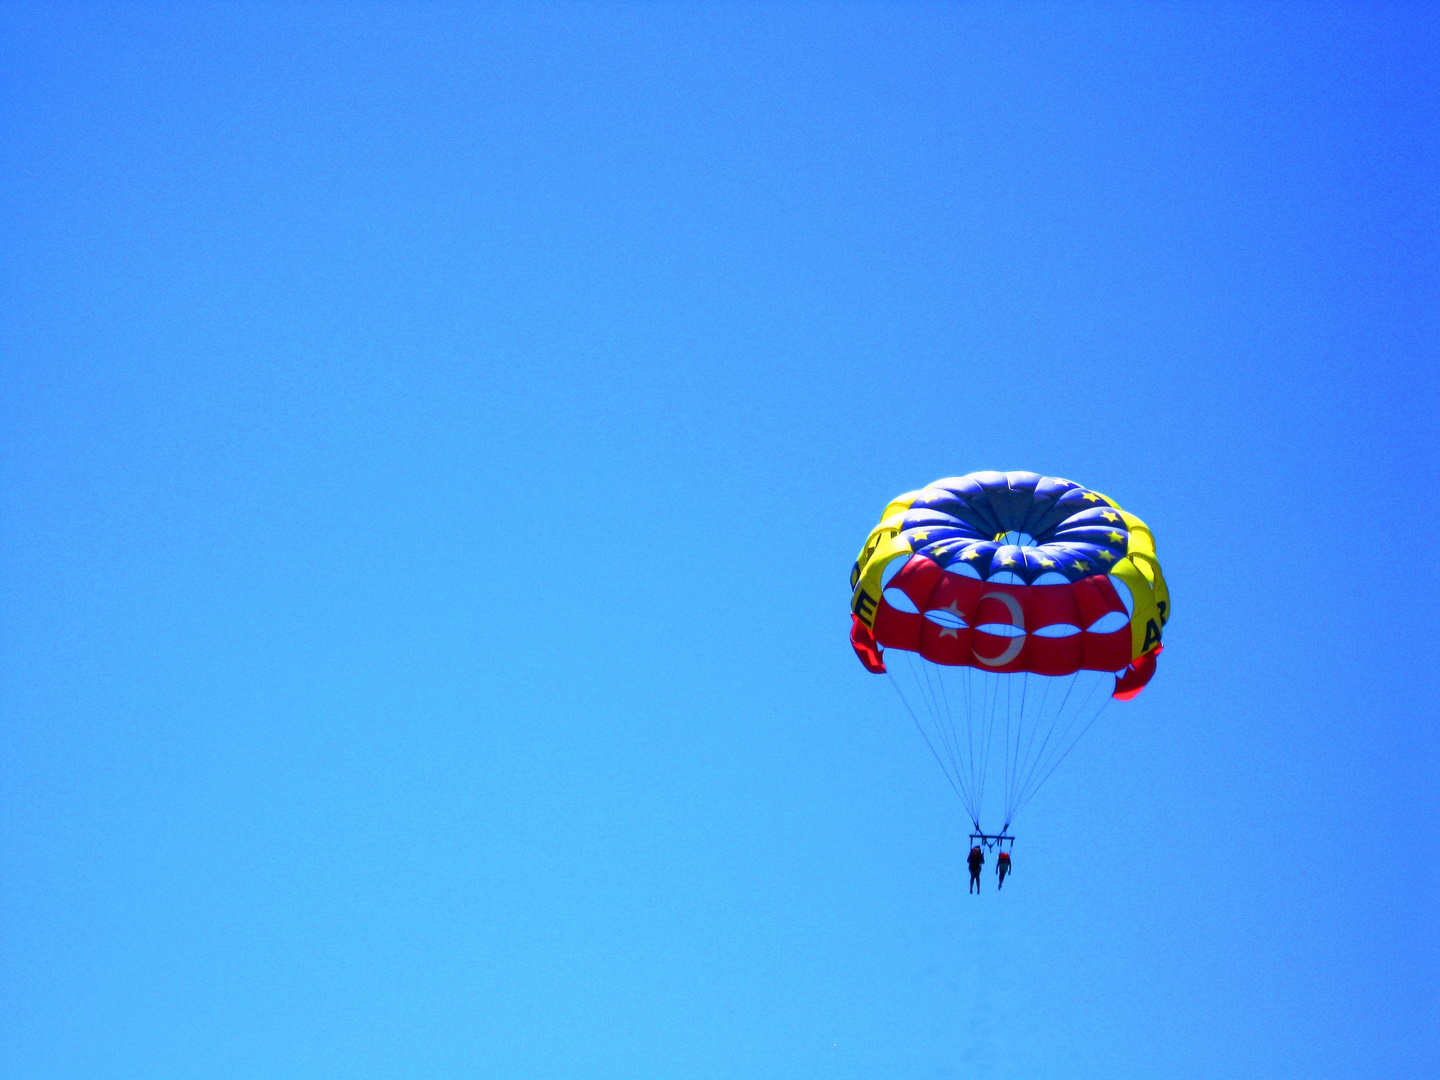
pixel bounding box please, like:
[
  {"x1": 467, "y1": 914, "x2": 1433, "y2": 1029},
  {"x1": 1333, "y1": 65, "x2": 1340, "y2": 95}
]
[{"x1": 898, "y1": 471, "x2": 1128, "y2": 585}]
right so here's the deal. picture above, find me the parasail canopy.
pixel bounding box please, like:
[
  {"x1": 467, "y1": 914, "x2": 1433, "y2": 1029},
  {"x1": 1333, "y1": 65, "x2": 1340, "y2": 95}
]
[{"x1": 849, "y1": 471, "x2": 1169, "y2": 832}]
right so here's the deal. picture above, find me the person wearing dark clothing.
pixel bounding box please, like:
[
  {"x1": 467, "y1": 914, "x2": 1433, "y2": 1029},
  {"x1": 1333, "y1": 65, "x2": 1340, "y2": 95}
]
[
  {"x1": 967, "y1": 846, "x2": 985, "y2": 893},
  {"x1": 996, "y1": 850, "x2": 1012, "y2": 890}
]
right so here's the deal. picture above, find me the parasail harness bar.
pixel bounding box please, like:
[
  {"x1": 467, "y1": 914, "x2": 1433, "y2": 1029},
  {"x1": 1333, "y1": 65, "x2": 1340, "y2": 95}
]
[{"x1": 969, "y1": 831, "x2": 1014, "y2": 852}]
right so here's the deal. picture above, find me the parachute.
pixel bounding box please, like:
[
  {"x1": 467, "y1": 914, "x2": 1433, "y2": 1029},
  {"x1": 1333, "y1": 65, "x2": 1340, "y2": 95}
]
[{"x1": 849, "y1": 471, "x2": 1169, "y2": 837}]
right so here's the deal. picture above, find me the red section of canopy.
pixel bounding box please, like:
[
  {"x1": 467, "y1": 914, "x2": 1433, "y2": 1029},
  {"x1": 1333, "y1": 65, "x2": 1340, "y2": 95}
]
[
  {"x1": 850, "y1": 615, "x2": 886, "y2": 674},
  {"x1": 1112, "y1": 644, "x2": 1163, "y2": 700},
  {"x1": 862, "y1": 555, "x2": 1137, "y2": 679}
]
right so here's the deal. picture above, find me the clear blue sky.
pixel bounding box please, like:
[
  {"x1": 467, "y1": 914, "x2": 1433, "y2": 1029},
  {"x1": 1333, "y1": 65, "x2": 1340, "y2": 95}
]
[{"x1": 2, "y1": 5, "x2": 1436, "y2": 1078}]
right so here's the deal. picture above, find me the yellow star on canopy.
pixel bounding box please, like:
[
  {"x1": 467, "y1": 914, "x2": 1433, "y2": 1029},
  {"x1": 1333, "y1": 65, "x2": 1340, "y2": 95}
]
[
  {"x1": 1097, "y1": 550, "x2": 1115, "y2": 561},
  {"x1": 1107, "y1": 530, "x2": 1124, "y2": 543},
  {"x1": 911, "y1": 530, "x2": 930, "y2": 541},
  {"x1": 1101, "y1": 511, "x2": 1120, "y2": 523},
  {"x1": 1082, "y1": 492, "x2": 1102, "y2": 502},
  {"x1": 1001, "y1": 555, "x2": 1017, "y2": 566},
  {"x1": 962, "y1": 548, "x2": 982, "y2": 559},
  {"x1": 1073, "y1": 559, "x2": 1090, "y2": 571},
  {"x1": 1036, "y1": 556, "x2": 1055, "y2": 567}
]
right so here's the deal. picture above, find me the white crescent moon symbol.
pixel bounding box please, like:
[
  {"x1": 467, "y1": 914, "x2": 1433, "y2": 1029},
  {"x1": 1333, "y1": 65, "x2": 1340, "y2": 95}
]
[
  {"x1": 984, "y1": 591, "x2": 1024, "y2": 627},
  {"x1": 973, "y1": 590, "x2": 1026, "y2": 667}
]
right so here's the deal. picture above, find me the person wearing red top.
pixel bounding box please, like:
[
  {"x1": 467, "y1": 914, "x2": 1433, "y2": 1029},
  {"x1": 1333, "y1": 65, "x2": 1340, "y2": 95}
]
[
  {"x1": 996, "y1": 850, "x2": 1012, "y2": 890},
  {"x1": 967, "y1": 846, "x2": 985, "y2": 893}
]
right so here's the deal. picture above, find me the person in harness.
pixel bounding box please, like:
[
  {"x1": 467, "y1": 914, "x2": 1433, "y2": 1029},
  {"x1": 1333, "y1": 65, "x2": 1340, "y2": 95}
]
[
  {"x1": 996, "y1": 849, "x2": 1012, "y2": 890},
  {"x1": 967, "y1": 845, "x2": 985, "y2": 893}
]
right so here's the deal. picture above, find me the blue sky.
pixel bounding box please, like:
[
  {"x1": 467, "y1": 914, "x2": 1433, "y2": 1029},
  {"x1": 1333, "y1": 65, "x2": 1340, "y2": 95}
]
[{"x1": 2, "y1": 4, "x2": 1436, "y2": 1078}]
